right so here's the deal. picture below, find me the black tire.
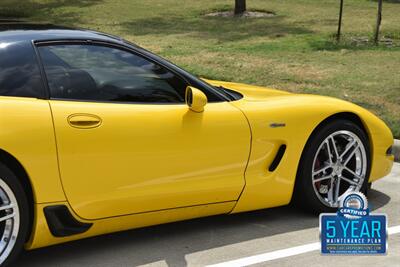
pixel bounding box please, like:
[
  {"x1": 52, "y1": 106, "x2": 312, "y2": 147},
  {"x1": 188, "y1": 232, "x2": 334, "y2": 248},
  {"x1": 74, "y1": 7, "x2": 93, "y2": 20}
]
[
  {"x1": 294, "y1": 119, "x2": 371, "y2": 214},
  {"x1": 0, "y1": 162, "x2": 30, "y2": 267}
]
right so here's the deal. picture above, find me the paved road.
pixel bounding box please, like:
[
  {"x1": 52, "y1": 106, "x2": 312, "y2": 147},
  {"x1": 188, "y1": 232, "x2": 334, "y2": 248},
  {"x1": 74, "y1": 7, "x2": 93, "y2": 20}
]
[{"x1": 16, "y1": 163, "x2": 400, "y2": 267}]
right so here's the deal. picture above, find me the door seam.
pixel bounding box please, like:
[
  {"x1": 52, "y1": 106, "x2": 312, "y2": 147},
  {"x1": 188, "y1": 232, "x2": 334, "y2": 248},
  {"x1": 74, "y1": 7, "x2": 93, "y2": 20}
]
[
  {"x1": 47, "y1": 101, "x2": 69, "y2": 203},
  {"x1": 228, "y1": 103, "x2": 253, "y2": 213}
]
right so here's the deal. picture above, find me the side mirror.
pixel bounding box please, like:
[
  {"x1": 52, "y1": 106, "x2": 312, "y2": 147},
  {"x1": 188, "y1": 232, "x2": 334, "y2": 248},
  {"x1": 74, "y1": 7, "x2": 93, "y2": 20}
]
[{"x1": 185, "y1": 86, "x2": 207, "y2": 113}]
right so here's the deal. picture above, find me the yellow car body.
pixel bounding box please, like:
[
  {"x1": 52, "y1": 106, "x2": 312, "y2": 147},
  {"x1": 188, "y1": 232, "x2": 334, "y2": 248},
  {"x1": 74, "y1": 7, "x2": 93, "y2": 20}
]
[
  {"x1": 0, "y1": 25, "x2": 394, "y2": 256},
  {"x1": 0, "y1": 78, "x2": 393, "y2": 250}
]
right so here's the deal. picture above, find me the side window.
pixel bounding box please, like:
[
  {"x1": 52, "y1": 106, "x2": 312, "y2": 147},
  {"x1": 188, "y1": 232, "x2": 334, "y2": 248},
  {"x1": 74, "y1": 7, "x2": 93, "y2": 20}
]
[
  {"x1": 0, "y1": 42, "x2": 44, "y2": 98},
  {"x1": 38, "y1": 44, "x2": 187, "y2": 103}
]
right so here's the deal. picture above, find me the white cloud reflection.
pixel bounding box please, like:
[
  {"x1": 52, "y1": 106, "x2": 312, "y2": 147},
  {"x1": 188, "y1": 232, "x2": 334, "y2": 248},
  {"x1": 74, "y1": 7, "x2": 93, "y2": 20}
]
[{"x1": 0, "y1": 43, "x2": 11, "y2": 49}]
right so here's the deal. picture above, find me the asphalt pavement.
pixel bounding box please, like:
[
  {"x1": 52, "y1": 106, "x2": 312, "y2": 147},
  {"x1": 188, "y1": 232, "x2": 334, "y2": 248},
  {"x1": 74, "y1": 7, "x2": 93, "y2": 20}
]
[{"x1": 15, "y1": 163, "x2": 400, "y2": 267}]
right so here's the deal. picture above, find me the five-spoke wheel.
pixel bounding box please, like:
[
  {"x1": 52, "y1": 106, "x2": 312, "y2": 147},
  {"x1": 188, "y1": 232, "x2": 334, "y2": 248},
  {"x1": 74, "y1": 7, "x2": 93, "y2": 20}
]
[
  {"x1": 0, "y1": 179, "x2": 20, "y2": 265},
  {"x1": 0, "y1": 163, "x2": 29, "y2": 267},
  {"x1": 295, "y1": 119, "x2": 370, "y2": 213},
  {"x1": 312, "y1": 130, "x2": 367, "y2": 207}
]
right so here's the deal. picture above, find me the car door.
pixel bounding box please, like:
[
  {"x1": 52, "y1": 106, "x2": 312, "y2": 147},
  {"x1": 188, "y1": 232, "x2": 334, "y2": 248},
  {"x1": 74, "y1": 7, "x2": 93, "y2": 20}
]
[{"x1": 37, "y1": 42, "x2": 251, "y2": 220}]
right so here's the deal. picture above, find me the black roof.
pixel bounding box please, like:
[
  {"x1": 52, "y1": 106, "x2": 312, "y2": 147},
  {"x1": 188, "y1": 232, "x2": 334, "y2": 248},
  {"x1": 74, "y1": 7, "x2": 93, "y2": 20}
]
[{"x1": 0, "y1": 21, "x2": 123, "y2": 43}]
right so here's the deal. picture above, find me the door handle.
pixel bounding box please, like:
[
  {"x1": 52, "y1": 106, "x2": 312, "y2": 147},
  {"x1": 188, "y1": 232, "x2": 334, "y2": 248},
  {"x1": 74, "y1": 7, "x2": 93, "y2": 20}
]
[{"x1": 67, "y1": 114, "x2": 102, "y2": 129}]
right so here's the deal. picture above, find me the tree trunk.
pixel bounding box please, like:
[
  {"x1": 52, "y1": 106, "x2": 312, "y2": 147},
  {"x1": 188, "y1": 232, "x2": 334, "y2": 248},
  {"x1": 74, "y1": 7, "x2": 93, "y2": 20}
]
[
  {"x1": 234, "y1": 0, "x2": 246, "y2": 15},
  {"x1": 374, "y1": 0, "x2": 383, "y2": 45},
  {"x1": 336, "y1": 0, "x2": 344, "y2": 42}
]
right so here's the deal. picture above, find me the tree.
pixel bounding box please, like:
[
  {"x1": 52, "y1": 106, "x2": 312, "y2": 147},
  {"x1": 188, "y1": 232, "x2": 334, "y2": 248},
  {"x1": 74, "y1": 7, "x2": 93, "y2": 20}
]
[
  {"x1": 336, "y1": 0, "x2": 344, "y2": 42},
  {"x1": 374, "y1": 0, "x2": 383, "y2": 45},
  {"x1": 235, "y1": 0, "x2": 246, "y2": 15}
]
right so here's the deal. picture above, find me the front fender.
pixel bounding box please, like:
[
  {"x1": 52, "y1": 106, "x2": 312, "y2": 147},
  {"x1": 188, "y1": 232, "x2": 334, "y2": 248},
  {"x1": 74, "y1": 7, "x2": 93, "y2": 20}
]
[{"x1": 229, "y1": 94, "x2": 393, "y2": 213}]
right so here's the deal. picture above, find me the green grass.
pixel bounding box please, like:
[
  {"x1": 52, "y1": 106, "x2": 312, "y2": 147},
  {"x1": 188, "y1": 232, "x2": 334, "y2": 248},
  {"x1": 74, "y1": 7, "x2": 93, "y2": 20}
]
[{"x1": 1, "y1": 0, "x2": 399, "y2": 138}]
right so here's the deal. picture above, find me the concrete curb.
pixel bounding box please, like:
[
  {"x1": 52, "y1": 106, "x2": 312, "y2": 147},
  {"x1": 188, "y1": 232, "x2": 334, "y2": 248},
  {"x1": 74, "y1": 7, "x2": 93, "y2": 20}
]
[{"x1": 394, "y1": 139, "x2": 400, "y2": 163}]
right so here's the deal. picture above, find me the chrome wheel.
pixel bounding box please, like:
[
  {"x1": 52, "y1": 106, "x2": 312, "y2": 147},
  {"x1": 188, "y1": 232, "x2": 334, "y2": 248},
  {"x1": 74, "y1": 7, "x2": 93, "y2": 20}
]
[
  {"x1": 0, "y1": 179, "x2": 20, "y2": 265},
  {"x1": 312, "y1": 130, "x2": 367, "y2": 207}
]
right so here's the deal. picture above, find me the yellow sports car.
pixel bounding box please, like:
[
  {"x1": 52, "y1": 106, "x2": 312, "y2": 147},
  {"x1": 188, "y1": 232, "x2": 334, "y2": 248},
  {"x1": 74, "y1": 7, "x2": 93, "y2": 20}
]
[{"x1": 0, "y1": 22, "x2": 394, "y2": 266}]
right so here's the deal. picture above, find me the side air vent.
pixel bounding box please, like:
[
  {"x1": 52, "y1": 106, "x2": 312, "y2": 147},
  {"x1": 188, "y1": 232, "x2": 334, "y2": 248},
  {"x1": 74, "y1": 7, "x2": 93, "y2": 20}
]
[
  {"x1": 386, "y1": 146, "x2": 393, "y2": 156},
  {"x1": 44, "y1": 205, "x2": 92, "y2": 237},
  {"x1": 269, "y1": 144, "x2": 287, "y2": 172}
]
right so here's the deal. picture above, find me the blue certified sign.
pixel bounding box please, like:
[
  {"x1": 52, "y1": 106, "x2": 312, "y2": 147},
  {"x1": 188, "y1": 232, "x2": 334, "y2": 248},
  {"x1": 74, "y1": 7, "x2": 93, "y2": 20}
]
[{"x1": 320, "y1": 192, "x2": 387, "y2": 255}]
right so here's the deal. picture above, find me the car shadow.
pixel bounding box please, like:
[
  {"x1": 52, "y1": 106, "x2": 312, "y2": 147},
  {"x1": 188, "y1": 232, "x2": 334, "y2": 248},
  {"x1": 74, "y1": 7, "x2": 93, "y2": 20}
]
[
  {"x1": 16, "y1": 189, "x2": 390, "y2": 267},
  {"x1": 368, "y1": 188, "x2": 391, "y2": 211}
]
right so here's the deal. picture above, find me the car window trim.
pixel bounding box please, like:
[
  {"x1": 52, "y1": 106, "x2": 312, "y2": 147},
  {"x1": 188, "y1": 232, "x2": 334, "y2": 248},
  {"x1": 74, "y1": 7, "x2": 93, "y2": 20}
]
[
  {"x1": 49, "y1": 97, "x2": 191, "y2": 106},
  {"x1": 33, "y1": 39, "x2": 226, "y2": 104},
  {"x1": 31, "y1": 40, "x2": 51, "y2": 100}
]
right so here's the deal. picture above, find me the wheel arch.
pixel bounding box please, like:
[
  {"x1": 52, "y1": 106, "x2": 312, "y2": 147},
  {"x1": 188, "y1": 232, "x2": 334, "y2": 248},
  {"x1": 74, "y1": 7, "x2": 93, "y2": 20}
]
[
  {"x1": 0, "y1": 148, "x2": 34, "y2": 241},
  {"x1": 301, "y1": 111, "x2": 370, "y2": 161},
  {"x1": 291, "y1": 111, "x2": 371, "y2": 203}
]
